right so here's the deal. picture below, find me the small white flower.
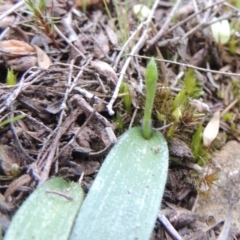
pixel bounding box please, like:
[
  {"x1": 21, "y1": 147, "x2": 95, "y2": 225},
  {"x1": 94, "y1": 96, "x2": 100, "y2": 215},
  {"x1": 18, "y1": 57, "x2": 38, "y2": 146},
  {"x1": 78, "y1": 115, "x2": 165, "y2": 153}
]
[
  {"x1": 133, "y1": 4, "x2": 150, "y2": 22},
  {"x1": 210, "y1": 18, "x2": 231, "y2": 44}
]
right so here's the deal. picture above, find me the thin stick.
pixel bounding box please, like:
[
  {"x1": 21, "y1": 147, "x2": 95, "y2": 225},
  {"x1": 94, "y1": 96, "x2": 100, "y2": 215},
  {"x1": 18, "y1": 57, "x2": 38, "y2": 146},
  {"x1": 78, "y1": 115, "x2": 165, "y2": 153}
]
[
  {"x1": 77, "y1": 26, "x2": 112, "y2": 63},
  {"x1": 54, "y1": 25, "x2": 85, "y2": 59},
  {"x1": 113, "y1": 21, "x2": 145, "y2": 70},
  {"x1": 56, "y1": 59, "x2": 75, "y2": 129},
  {"x1": 0, "y1": 0, "x2": 25, "y2": 22},
  {"x1": 129, "y1": 54, "x2": 240, "y2": 78},
  {"x1": 1, "y1": 69, "x2": 45, "y2": 115},
  {"x1": 148, "y1": 0, "x2": 182, "y2": 47},
  {"x1": 167, "y1": 0, "x2": 225, "y2": 34},
  {"x1": 191, "y1": 0, "x2": 201, "y2": 22},
  {"x1": 129, "y1": 107, "x2": 138, "y2": 129},
  {"x1": 157, "y1": 212, "x2": 183, "y2": 240},
  {"x1": 223, "y1": 1, "x2": 240, "y2": 11},
  {"x1": 36, "y1": 59, "x2": 90, "y2": 162},
  {"x1": 52, "y1": 107, "x2": 98, "y2": 163},
  {"x1": 221, "y1": 98, "x2": 239, "y2": 117},
  {"x1": 206, "y1": 62, "x2": 220, "y2": 89},
  {"x1": 217, "y1": 205, "x2": 233, "y2": 240},
  {"x1": 45, "y1": 190, "x2": 73, "y2": 201},
  {"x1": 10, "y1": 104, "x2": 36, "y2": 163},
  {"x1": 106, "y1": 0, "x2": 159, "y2": 115}
]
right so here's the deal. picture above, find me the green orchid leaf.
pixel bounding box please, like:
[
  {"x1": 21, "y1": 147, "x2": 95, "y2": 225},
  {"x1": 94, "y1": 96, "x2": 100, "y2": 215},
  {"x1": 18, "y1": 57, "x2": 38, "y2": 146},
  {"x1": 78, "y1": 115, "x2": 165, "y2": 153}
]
[
  {"x1": 4, "y1": 177, "x2": 84, "y2": 240},
  {"x1": 70, "y1": 126, "x2": 169, "y2": 240}
]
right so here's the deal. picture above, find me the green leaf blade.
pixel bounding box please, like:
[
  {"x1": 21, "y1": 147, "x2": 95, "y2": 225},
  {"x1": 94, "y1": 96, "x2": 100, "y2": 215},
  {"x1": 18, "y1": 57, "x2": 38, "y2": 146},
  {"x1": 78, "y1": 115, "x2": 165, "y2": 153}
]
[
  {"x1": 70, "y1": 127, "x2": 169, "y2": 240},
  {"x1": 4, "y1": 177, "x2": 84, "y2": 240}
]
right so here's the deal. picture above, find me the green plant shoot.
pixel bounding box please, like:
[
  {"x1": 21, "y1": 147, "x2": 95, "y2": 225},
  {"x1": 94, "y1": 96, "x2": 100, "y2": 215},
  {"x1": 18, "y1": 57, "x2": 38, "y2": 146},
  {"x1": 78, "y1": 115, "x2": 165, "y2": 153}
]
[
  {"x1": 191, "y1": 123, "x2": 203, "y2": 158},
  {"x1": 103, "y1": 0, "x2": 112, "y2": 19},
  {"x1": 25, "y1": 0, "x2": 59, "y2": 49},
  {"x1": 25, "y1": 0, "x2": 46, "y2": 16},
  {"x1": 142, "y1": 58, "x2": 158, "y2": 139},
  {"x1": 0, "y1": 115, "x2": 25, "y2": 128},
  {"x1": 69, "y1": 60, "x2": 168, "y2": 240},
  {"x1": 191, "y1": 123, "x2": 208, "y2": 165},
  {"x1": 6, "y1": 68, "x2": 17, "y2": 85},
  {"x1": 120, "y1": 82, "x2": 132, "y2": 113}
]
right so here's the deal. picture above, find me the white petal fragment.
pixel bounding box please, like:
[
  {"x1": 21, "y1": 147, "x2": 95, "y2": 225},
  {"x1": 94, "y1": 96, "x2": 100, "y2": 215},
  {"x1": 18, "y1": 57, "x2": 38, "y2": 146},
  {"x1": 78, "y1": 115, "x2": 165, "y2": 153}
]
[
  {"x1": 34, "y1": 45, "x2": 52, "y2": 69},
  {"x1": 210, "y1": 18, "x2": 231, "y2": 44},
  {"x1": 133, "y1": 4, "x2": 150, "y2": 22},
  {"x1": 203, "y1": 111, "x2": 220, "y2": 147}
]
